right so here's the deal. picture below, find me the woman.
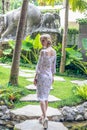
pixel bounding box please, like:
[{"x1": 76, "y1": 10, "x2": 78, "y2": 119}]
[{"x1": 34, "y1": 34, "x2": 56, "y2": 129}]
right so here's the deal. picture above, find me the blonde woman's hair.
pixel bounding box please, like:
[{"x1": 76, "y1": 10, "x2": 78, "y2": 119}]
[{"x1": 40, "y1": 34, "x2": 52, "y2": 46}]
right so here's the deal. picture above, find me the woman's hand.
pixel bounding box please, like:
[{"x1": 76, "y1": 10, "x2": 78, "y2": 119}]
[
  {"x1": 34, "y1": 74, "x2": 37, "y2": 86},
  {"x1": 34, "y1": 78, "x2": 37, "y2": 86}
]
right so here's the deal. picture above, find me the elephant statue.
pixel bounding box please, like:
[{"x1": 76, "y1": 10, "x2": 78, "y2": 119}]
[
  {"x1": 0, "y1": 3, "x2": 41, "y2": 39},
  {"x1": 40, "y1": 12, "x2": 60, "y2": 29}
]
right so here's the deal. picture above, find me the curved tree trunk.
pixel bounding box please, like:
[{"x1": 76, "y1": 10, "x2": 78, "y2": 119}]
[
  {"x1": 60, "y1": 0, "x2": 69, "y2": 73},
  {"x1": 9, "y1": 0, "x2": 29, "y2": 85}
]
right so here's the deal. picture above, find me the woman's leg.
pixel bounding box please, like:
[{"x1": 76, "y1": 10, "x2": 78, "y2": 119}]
[
  {"x1": 40, "y1": 101, "x2": 46, "y2": 118},
  {"x1": 45, "y1": 100, "x2": 48, "y2": 111}
]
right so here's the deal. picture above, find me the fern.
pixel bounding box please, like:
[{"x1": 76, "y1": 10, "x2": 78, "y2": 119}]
[{"x1": 75, "y1": 85, "x2": 87, "y2": 100}]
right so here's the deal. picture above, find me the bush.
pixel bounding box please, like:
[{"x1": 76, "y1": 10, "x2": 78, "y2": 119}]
[
  {"x1": 73, "y1": 85, "x2": 87, "y2": 100},
  {"x1": 0, "y1": 86, "x2": 27, "y2": 108}
]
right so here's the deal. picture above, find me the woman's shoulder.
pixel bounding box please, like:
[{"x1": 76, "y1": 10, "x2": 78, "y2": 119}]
[{"x1": 49, "y1": 47, "x2": 56, "y2": 56}]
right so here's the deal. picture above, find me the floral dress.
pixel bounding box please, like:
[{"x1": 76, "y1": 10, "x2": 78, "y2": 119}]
[{"x1": 36, "y1": 47, "x2": 56, "y2": 101}]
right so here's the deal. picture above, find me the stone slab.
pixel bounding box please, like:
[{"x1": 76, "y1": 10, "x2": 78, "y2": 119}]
[
  {"x1": 71, "y1": 80, "x2": 87, "y2": 86},
  {"x1": 19, "y1": 72, "x2": 35, "y2": 77},
  {"x1": 26, "y1": 84, "x2": 53, "y2": 90},
  {"x1": 14, "y1": 120, "x2": 68, "y2": 130},
  {"x1": 26, "y1": 78, "x2": 34, "y2": 82},
  {"x1": 20, "y1": 69, "x2": 35, "y2": 73},
  {"x1": 54, "y1": 76, "x2": 65, "y2": 81},
  {"x1": 20, "y1": 94, "x2": 61, "y2": 102},
  {"x1": 11, "y1": 105, "x2": 61, "y2": 118},
  {"x1": 0, "y1": 63, "x2": 11, "y2": 68}
]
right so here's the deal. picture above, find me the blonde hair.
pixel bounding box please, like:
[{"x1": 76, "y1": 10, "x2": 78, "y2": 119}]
[{"x1": 40, "y1": 34, "x2": 52, "y2": 46}]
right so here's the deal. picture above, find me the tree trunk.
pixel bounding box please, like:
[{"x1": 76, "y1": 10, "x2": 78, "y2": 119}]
[
  {"x1": 9, "y1": 0, "x2": 29, "y2": 86},
  {"x1": 2, "y1": 0, "x2": 5, "y2": 14},
  {"x1": 60, "y1": 0, "x2": 69, "y2": 73},
  {"x1": 6, "y1": 0, "x2": 10, "y2": 11}
]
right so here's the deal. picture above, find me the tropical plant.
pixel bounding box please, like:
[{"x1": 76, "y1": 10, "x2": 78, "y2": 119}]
[
  {"x1": 66, "y1": 46, "x2": 87, "y2": 75},
  {"x1": 0, "y1": 86, "x2": 25, "y2": 108},
  {"x1": 74, "y1": 85, "x2": 87, "y2": 100},
  {"x1": 2, "y1": 34, "x2": 42, "y2": 65},
  {"x1": 66, "y1": 46, "x2": 83, "y2": 65},
  {"x1": 21, "y1": 34, "x2": 42, "y2": 64}
]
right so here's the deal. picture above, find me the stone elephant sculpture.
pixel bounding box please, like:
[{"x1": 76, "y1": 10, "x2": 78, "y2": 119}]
[
  {"x1": 0, "y1": 4, "x2": 41, "y2": 39},
  {"x1": 40, "y1": 12, "x2": 60, "y2": 28}
]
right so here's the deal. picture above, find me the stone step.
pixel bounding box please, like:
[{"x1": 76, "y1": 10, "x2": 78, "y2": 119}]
[
  {"x1": 26, "y1": 84, "x2": 53, "y2": 90},
  {"x1": 26, "y1": 76, "x2": 65, "y2": 83},
  {"x1": 54, "y1": 76, "x2": 65, "y2": 81},
  {"x1": 26, "y1": 78, "x2": 34, "y2": 82},
  {"x1": 14, "y1": 120, "x2": 68, "y2": 130},
  {"x1": 20, "y1": 69, "x2": 35, "y2": 73},
  {"x1": 19, "y1": 72, "x2": 35, "y2": 77},
  {"x1": 71, "y1": 80, "x2": 87, "y2": 86},
  {"x1": 20, "y1": 94, "x2": 61, "y2": 102},
  {"x1": 0, "y1": 63, "x2": 11, "y2": 68},
  {"x1": 11, "y1": 105, "x2": 61, "y2": 119}
]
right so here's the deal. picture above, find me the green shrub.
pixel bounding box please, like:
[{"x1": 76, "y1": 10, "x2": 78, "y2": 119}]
[
  {"x1": 77, "y1": 18, "x2": 87, "y2": 24},
  {"x1": 0, "y1": 86, "x2": 27, "y2": 108},
  {"x1": 73, "y1": 85, "x2": 87, "y2": 100}
]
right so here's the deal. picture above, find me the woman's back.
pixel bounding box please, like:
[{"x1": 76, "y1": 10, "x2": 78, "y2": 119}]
[{"x1": 36, "y1": 46, "x2": 56, "y2": 75}]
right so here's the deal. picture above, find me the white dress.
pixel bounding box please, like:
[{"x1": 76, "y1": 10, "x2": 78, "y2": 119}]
[{"x1": 36, "y1": 47, "x2": 56, "y2": 101}]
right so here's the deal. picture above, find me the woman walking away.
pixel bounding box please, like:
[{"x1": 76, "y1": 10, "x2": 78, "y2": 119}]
[{"x1": 34, "y1": 34, "x2": 56, "y2": 129}]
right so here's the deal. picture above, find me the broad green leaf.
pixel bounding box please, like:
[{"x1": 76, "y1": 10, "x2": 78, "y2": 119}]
[
  {"x1": 33, "y1": 34, "x2": 42, "y2": 49},
  {"x1": 3, "y1": 49, "x2": 12, "y2": 55},
  {"x1": 8, "y1": 40, "x2": 15, "y2": 49},
  {"x1": 66, "y1": 47, "x2": 82, "y2": 60}
]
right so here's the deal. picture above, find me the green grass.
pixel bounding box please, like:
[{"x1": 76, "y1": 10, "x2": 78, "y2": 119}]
[{"x1": 0, "y1": 64, "x2": 85, "y2": 109}]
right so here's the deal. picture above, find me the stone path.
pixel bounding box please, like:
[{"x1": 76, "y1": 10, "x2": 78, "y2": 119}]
[
  {"x1": 71, "y1": 80, "x2": 87, "y2": 86},
  {"x1": 26, "y1": 84, "x2": 53, "y2": 90},
  {"x1": 11, "y1": 105, "x2": 61, "y2": 118},
  {"x1": 20, "y1": 94, "x2": 61, "y2": 102},
  {"x1": 14, "y1": 120, "x2": 68, "y2": 130}
]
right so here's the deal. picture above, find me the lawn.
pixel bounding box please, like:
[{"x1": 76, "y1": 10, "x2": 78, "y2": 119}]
[{"x1": 0, "y1": 64, "x2": 85, "y2": 109}]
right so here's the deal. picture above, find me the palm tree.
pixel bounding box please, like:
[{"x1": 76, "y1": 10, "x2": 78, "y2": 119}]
[
  {"x1": 59, "y1": 0, "x2": 69, "y2": 73},
  {"x1": 9, "y1": 0, "x2": 29, "y2": 86}
]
